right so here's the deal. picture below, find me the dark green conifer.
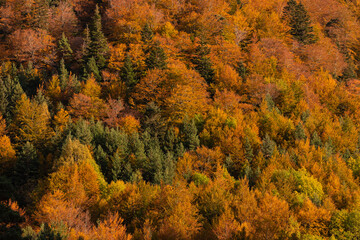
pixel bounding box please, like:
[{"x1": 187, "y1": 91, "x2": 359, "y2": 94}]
[
  {"x1": 89, "y1": 5, "x2": 109, "y2": 69},
  {"x1": 86, "y1": 57, "x2": 101, "y2": 81},
  {"x1": 311, "y1": 131, "x2": 322, "y2": 149},
  {"x1": 121, "y1": 54, "x2": 137, "y2": 91},
  {"x1": 81, "y1": 25, "x2": 91, "y2": 66},
  {"x1": 141, "y1": 23, "x2": 154, "y2": 44},
  {"x1": 244, "y1": 137, "x2": 254, "y2": 161},
  {"x1": 58, "y1": 33, "x2": 73, "y2": 63},
  {"x1": 294, "y1": 122, "x2": 307, "y2": 140},
  {"x1": 59, "y1": 58, "x2": 68, "y2": 90},
  {"x1": 193, "y1": 40, "x2": 215, "y2": 84},
  {"x1": 181, "y1": 117, "x2": 200, "y2": 151},
  {"x1": 145, "y1": 41, "x2": 167, "y2": 70},
  {"x1": 283, "y1": 0, "x2": 316, "y2": 45},
  {"x1": 261, "y1": 134, "x2": 276, "y2": 159}
]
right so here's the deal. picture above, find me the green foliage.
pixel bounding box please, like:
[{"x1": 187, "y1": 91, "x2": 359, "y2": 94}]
[
  {"x1": 295, "y1": 122, "x2": 307, "y2": 141},
  {"x1": 261, "y1": 134, "x2": 276, "y2": 159},
  {"x1": 121, "y1": 54, "x2": 137, "y2": 96},
  {"x1": 89, "y1": 5, "x2": 109, "y2": 69},
  {"x1": 192, "y1": 41, "x2": 215, "y2": 84},
  {"x1": 181, "y1": 117, "x2": 200, "y2": 151},
  {"x1": 58, "y1": 33, "x2": 73, "y2": 64},
  {"x1": 283, "y1": 0, "x2": 317, "y2": 44},
  {"x1": 145, "y1": 41, "x2": 167, "y2": 70},
  {"x1": 141, "y1": 23, "x2": 154, "y2": 43},
  {"x1": 86, "y1": 57, "x2": 101, "y2": 81}
]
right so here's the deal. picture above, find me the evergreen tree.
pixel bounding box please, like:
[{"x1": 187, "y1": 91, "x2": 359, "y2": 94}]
[
  {"x1": 261, "y1": 134, "x2": 276, "y2": 159},
  {"x1": 294, "y1": 122, "x2": 307, "y2": 140},
  {"x1": 181, "y1": 117, "x2": 200, "y2": 151},
  {"x1": 121, "y1": 54, "x2": 137, "y2": 92},
  {"x1": 283, "y1": 0, "x2": 316, "y2": 45},
  {"x1": 89, "y1": 5, "x2": 109, "y2": 69},
  {"x1": 37, "y1": 223, "x2": 63, "y2": 240},
  {"x1": 265, "y1": 93, "x2": 275, "y2": 111},
  {"x1": 81, "y1": 25, "x2": 91, "y2": 66},
  {"x1": 86, "y1": 57, "x2": 101, "y2": 81},
  {"x1": 112, "y1": 152, "x2": 132, "y2": 182},
  {"x1": 244, "y1": 137, "x2": 254, "y2": 162},
  {"x1": 145, "y1": 41, "x2": 167, "y2": 70},
  {"x1": 141, "y1": 23, "x2": 154, "y2": 44},
  {"x1": 58, "y1": 33, "x2": 73, "y2": 64},
  {"x1": 310, "y1": 131, "x2": 322, "y2": 149},
  {"x1": 142, "y1": 102, "x2": 166, "y2": 137},
  {"x1": 59, "y1": 58, "x2": 68, "y2": 90},
  {"x1": 13, "y1": 142, "x2": 39, "y2": 186},
  {"x1": 0, "y1": 76, "x2": 24, "y2": 121},
  {"x1": 193, "y1": 40, "x2": 215, "y2": 84}
]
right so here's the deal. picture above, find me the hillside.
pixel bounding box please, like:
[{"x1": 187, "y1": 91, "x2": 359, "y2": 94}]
[{"x1": 1, "y1": 0, "x2": 360, "y2": 239}]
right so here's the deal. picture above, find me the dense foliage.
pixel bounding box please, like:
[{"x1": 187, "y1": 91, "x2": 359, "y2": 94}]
[{"x1": 1, "y1": 0, "x2": 360, "y2": 239}]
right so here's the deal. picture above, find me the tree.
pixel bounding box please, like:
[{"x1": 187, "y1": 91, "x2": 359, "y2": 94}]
[
  {"x1": 86, "y1": 57, "x2": 101, "y2": 81},
  {"x1": 11, "y1": 94, "x2": 53, "y2": 147},
  {"x1": 145, "y1": 41, "x2": 167, "y2": 70},
  {"x1": 295, "y1": 122, "x2": 307, "y2": 140},
  {"x1": 121, "y1": 54, "x2": 137, "y2": 95},
  {"x1": 59, "y1": 58, "x2": 69, "y2": 90},
  {"x1": 89, "y1": 5, "x2": 109, "y2": 69},
  {"x1": 141, "y1": 23, "x2": 154, "y2": 44},
  {"x1": 261, "y1": 134, "x2": 276, "y2": 160},
  {"x1": 192, "y1": 40, "x2": 215, "y2": 85},
  {"x1": 283, "y1": 0, "x2": 317, "y2": 45},
  {"x1": 58, "y1": 33, "x2": 73, "y2": 64},
  {"x1": 181, "y1": 117, "x2": 200, "y2": 151}
]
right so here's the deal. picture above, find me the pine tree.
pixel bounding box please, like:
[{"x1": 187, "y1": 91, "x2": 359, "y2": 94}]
[
  {"x1": 81, "y1": 25, "x2": 91, "y2": 66},
  {"x1": 310, "y1": 131, "x2": 322, "y2": 149},
  {"x1": 141, "y1": 23, "x2": 154, "y2": 44},
  {"x1": 244, "y1": 137, "x2": 254, "y2": 162},
  {"x1": 0, "y1": 76, "x2": 24, "y2": 121},
  {"x1": 261, "y1": 134, "x2": 276, "y2": 159},
  {"x1": 145, "y1": 41, "x2": 167, "y2": 70},
  {"x1": 193, "y1": 40, "x2": 215, "y2": 84},
  {"x1": 181, "y1": 117, "x2": 200, "y2": 151},
  {"x1": 283, "y1": 0, "x2": 316, "y2": 45},
  {"x1": 59, "y1": 58, "x2": 68, "y2": 90},
  {"x1": 121, "y1": 54, "x2": 137, "y2": 91},
  {"x1": 89, "y1": 5, "x2": 109, "y2": 69},
  {"x1": 58, "y1": 33, "x2": 73, "y2": 63},
  {"x1": 13, "y1": 142, "x2": 39, "y2": 187},
  {"x1": 294, "y1": 122, "x2": 307, "y2": 140},
  {"x1": 86, "y1": 57, "x2": 101, "y2": 81}
]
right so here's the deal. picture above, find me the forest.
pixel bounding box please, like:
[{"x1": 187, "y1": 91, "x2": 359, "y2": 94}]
[{"x1": 1, "y1": 0, "x2": 360, "y2": 239}]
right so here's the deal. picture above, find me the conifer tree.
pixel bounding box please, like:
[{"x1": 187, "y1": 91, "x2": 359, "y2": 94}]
[
  {"x1": 193, "y1": 40, "x2": 215, "y2": 84},
  {"x1": 181, "y1": 117, "x2": 200, "y2": 151},
  {"x1": 59, "y1": 58, "x2": 68, "y2": 90},
  {"x1": 0, "y1": 76, "x2": 24, "y2": 121},
  {"x1": 81, "y1": 25, "x2": 91, "y2": 66},
  {"x1": 145, "y1": 41, "x2": 167, "y2": 70},
  {"x1": 283, "y1": 0, "x2": 316, "y2": 45},
  {"x1": 244, "y1": 137, "x2": 254, "y2": 162},
  {"x1": 86, "y1": 57, "x2": 101, "y2": 81},
  {"x1": 13, "y1": 142, "x2": 39, "y2": 187},
  {"x1": 310, "y1": 131, "x2": 322, "y2": 149},
  {"x1": 261, "y1": 134, "x2": 276, "y2": 159},
  {"x1": 89, "y1": 5, "x2": 109, "y2": 69},
  {"x1": 141, "y1": 23, "x2": 154, "y2": 44},
  {"x1": 58, "y1": 33, "x2": 73, "y2": 64},
  {"x1": 294, "y1": 122, "x2": 307, "y2": 140},
  {"x1": 121, "y1": 54, "x2": 137, "y2": 93}
]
